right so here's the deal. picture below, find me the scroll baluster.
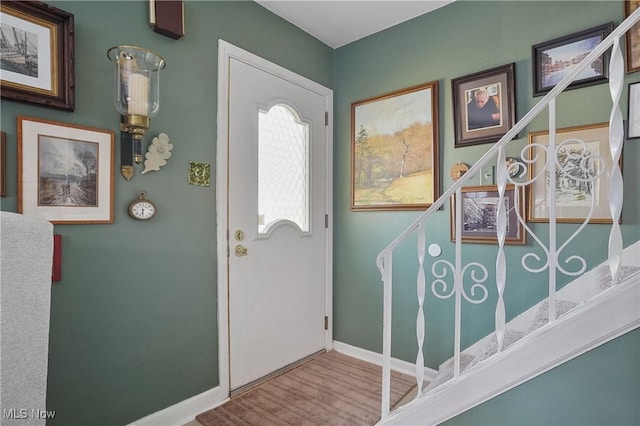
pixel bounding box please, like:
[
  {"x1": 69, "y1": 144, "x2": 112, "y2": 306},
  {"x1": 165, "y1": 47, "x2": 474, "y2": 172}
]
[
  {"x1": 453, "y1": 188, "x2": 463, "y2": 378},
  {"x1": 608, "y1": 36, "x2": 624, "y2": 284},
  {"x1": 495, "y1": 147, "x2": 507, "y2": 352},
  {"x1": 415, "y1": 224, "x2": 426, "y2": 396},
  {"x1": 378, "y1": 252, "x2": 393, "y2": 418},
  {"x1": 548, "y1": 99, "x2": 557, "y2": 323}
]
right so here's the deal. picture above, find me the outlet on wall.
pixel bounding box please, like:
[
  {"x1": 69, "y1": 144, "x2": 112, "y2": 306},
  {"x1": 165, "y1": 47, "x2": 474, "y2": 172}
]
[{"x1": 480, "y1": 166, "x2": 494, "y2": 185}]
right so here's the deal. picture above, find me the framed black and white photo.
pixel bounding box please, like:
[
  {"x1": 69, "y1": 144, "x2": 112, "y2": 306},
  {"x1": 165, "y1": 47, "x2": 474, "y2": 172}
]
[
  {"x1": 527, "y1": 123, "x2": 618, "y2": 223},
  {"x1": 532, "y1": 22, "x2": 613, "y2": 96},
  {"x1": 450, "y1": 184, "x2": 526, "y2": 245},
  {"x1": 452, "y1": 63, "x2": 516, "y2": 148},
  {"x1": 18, "y1": 116, "x2": 114, "y2": 224},
  {"x1": 0, "y1": 1, "x2": 75, "y2": 110}
]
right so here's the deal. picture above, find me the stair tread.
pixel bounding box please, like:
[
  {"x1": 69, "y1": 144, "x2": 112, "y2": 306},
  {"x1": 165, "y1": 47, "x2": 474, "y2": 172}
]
[
  {"x1": 596, "y1": 265, "x2": 640, "y2": 290},
  {"x1": 423, "y1": 354, "x2": 474, "y2": 392},
  {"x1": 526, "y1": 300, "x2": 579, "y2": 334},
  {"x1": 466, "y1": 330, "x2": 526, "y2": 370}
]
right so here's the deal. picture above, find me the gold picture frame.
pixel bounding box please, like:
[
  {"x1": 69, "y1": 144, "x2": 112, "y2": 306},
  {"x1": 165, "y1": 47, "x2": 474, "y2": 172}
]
[
  {"x1": 18, "y1": 116, "x2": 114, "y2": 224},
  {"x1": 527, "y1": 123, "x2": 618, "y2": 224},
  {"x1": 351, "y1": 81, "x2": 439, "y2": 211},
  {"x1": 450, "y1": 184, "x2": 526, "y2": 245}
]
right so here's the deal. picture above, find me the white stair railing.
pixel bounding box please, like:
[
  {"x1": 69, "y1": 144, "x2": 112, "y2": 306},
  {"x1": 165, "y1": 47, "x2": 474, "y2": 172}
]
[{"x1": 377, "y1": 9, "x2": 640, "y2": 419}]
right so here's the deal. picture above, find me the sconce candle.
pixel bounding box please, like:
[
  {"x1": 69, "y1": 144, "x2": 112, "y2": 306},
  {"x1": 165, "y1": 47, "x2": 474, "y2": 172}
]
[
  {"x1": 127, "y1": 73, "x2": 149, "y2": 116},
  {"x1": 107, "y1": 46, "x2": 165, "y2": 180}
]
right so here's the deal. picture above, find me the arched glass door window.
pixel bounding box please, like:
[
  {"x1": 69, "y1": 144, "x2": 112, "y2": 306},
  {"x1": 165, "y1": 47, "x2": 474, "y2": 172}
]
[{"x1": 258, "y1": 104, "x2": 310, "y2": 235}]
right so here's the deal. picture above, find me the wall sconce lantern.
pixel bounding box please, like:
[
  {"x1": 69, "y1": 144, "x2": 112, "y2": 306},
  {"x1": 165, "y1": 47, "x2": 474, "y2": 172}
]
[{"x1": 107, "y1": 45, "x2": 166, "y2": 180}]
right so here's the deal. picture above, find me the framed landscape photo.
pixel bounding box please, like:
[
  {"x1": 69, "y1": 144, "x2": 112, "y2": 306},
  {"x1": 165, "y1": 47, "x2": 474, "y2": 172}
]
[
  {"x1": 0, "y1": 1, "x2": 75, "y2": 110},
  {"x1": 351, "y1": 81, "x2": 439, "y2": 211},
  {"x1": 18, "y1": 116, "x2": 114, "y2": 224},
  {"x1": 450, "y1": 184, "x2": 526, "y2": 245},
  {"x1": 452, "y1": 63, "x2": 516, "y2": 148},
  {"x1": 628, "y1": 82, "x2": 640, "y2": 138},
  {"x1": 527, "y1": 123, "x2": 617, "y2": 223},
  {"x1": 625, "y1": 0, "x2": 640, "y2": 73},
  {"x1": 532, "y1": 22, "x2": 613, "y2": 96}
]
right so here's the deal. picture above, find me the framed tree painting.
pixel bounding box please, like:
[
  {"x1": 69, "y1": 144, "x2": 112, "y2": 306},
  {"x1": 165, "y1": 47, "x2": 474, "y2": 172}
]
[
  {"x1": 0, "y1": 1, "x2": 75, "y2": 110},
  {"x1": 351, "y1": 81, "x2": 439, "y2": 211},
  {"x1": 18, "y1": 116, "x2": 114, "y2": 224}
]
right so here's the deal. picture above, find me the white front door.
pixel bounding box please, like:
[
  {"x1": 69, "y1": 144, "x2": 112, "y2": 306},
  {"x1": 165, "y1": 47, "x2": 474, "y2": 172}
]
[{"x1": 220, "y1": 43, "x2": 332, "y2": 391}]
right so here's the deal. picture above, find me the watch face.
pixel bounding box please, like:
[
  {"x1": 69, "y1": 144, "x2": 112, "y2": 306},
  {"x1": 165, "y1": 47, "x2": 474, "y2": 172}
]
[{"x1": 130, "y1": 201, "x2": 156, "y2": 220}]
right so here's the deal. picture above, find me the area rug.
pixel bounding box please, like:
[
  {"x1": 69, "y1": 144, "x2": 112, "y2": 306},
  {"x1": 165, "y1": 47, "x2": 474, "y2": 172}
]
[{"x1": 196, "y1": 350, "x2": 415, "y2": 426}]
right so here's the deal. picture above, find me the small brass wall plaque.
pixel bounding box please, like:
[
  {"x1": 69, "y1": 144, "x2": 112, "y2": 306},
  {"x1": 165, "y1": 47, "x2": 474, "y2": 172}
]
[{"x1": 188, "y1": 161, "x2": 211, "y2": 187}]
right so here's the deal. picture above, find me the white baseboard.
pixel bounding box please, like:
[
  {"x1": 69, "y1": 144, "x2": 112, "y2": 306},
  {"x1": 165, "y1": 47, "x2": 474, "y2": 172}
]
[
  {"x1": 333, "y1": 340, "x2": 438, "y2": 382},
  {"x1": 127, "y1": 386, "x2": 228, "y2": 426}
]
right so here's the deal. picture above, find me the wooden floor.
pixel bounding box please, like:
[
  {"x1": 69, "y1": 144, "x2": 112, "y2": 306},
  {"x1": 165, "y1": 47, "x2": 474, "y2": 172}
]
[{"x1": 195, "y1": 351, "x2": 415, "y2": 426}]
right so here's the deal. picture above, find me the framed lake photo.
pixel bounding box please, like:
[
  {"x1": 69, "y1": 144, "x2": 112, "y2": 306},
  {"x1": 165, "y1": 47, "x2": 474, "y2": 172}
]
[
  {"x1": 0, "y1": 1, "x2": 75, "y2": 110},
  {"x1": 527, "y1": 123, "x2": 618, "y2": 223},
  {"x1": 351, "y1": 81, "x2": 439, "y2": 211},
  {"x1": 532, "y1": 22, "x2": 613, "y2": 96},
  {"x1": 450, "y1": 184, "x2": 526, "y2": 245},
  {"x1": 452, "y1": 63, "x2": 516, "y2": 147},
  {"x1": 18, "y1": 116, "x2": 114, "y2": 224}
]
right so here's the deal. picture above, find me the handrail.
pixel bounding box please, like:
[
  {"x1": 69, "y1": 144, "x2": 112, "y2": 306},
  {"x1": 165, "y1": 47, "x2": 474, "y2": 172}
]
[{"x1": 376, "y1": 7, "x2": 640, "y2": 269}]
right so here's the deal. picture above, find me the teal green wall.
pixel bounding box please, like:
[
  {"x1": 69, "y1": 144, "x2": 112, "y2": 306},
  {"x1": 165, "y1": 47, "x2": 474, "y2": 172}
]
[
  {"x1": 444, "y1": 328, "x2": 640, "y2": 426},
  {"x1": 2, "y1": 1, "x2": 638, "y2": 424},
  {"x1": 333, "y1": 0, "x2": 640, "y2": 368},
  {"x1": 0, "y1": 1, "x2": 332, "y2": 424}
]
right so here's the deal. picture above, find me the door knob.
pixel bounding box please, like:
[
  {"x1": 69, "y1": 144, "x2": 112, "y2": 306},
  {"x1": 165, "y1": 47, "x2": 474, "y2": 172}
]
[{"x1": 234, "y1": 245, "x2": 248, "y2": 257}]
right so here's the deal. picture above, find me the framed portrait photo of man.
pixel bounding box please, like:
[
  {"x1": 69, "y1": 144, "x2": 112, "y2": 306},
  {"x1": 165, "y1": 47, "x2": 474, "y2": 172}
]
[{"x1": 452, "y1": 63, "x2": 516, "y2": 148}]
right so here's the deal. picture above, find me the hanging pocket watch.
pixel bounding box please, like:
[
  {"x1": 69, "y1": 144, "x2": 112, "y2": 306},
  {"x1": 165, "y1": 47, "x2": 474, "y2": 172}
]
[{"x1": 128, "y1": 191, "x2": 157, "y2": 221}]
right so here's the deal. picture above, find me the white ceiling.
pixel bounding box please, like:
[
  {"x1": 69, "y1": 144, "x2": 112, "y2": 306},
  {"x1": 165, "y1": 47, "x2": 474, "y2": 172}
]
[{"x1": 254, "y1": 1, "x2": 455, "y2": 48}]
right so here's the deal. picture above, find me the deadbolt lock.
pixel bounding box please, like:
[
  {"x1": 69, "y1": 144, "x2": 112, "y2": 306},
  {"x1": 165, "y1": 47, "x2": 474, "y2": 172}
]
[{"x1": 234, "y1": 230, "x2": 245, "y2": 241}]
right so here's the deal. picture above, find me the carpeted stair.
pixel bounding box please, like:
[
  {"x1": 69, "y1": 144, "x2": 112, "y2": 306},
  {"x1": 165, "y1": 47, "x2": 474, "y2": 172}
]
[{"x1": 421, "y1": 263, "x2": 640, "y2": 394}]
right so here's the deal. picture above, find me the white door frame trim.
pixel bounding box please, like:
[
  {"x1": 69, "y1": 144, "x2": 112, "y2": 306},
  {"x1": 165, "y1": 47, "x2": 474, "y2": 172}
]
[{"x1": 216, "y1": 39, "x2": 334, "y2": 398}]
